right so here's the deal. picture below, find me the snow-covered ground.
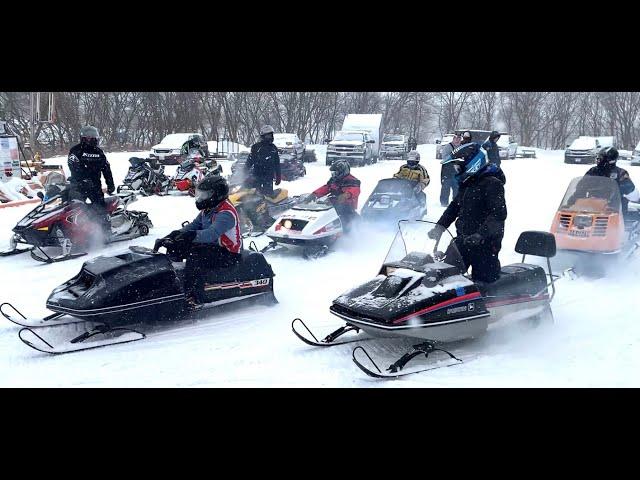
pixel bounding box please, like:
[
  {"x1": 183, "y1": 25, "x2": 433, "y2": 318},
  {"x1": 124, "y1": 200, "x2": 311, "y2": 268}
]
[{"x1": 1, "y1": 145, "x2": 639, "y2": 387}]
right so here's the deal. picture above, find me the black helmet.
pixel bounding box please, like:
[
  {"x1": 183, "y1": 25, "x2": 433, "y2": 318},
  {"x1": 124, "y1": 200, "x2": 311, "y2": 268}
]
[
  {"x1": 330, "y1": 159, "x2": 350, "y2": 180},
  {"x1": 194, "y1": 174, "x2": 229, "y2": 210},
  {"x1": 597, "y1": 146, "x2": 618, "y2": 167},
  {"x1": 489, "y1": 130, "x2": 501, "y2": 141},
  {"x1": 460, "y1": 131, "x2": 473, "y2": 144},
  {"x1": 80, "y1": 125, "x2": 100, "y2": 148}
]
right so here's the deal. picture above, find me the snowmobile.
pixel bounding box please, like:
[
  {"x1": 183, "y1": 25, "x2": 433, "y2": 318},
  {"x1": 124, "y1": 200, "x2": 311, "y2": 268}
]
[
  {"x1": 279, "y1": 152, "x2": 306, "y2": 181},
  {"x1": 229, "y1": 180, "x2": 302, "y2": 237},
  {"x1": 117, "y1": 157, "x2": 171, "y2": 196},
  {"x1": 360, "y1": 177, "x2": 427, "y2": 225},
  {"x1": 262, "y1": 194, "x2": 344, "y2": 258},
  {"x1": 292, "y1": 219, "x2": 557, "y2": 378},
  {"x1": 550, "y1": 176, "x2": 640, "y2": 276},
  {"x1": 1, "y1": 239, "x2": 277, "y2": 354},
  {"x1": 168, "y1": 156, "x2": 209, "y2": 197},
  {"x1": 0, "y1": 185, "x2": 153, "y2": 263}
]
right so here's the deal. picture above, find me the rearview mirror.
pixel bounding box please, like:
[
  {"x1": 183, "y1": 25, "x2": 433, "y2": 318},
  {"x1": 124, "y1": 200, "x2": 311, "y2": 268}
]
[
  {"x1": 366, "y1": 139, "x2": 375, "y2": 144},
  {"x1": 435, "y1": 140, "x2": 441, "y2": 144},
  {"x1": 37, "y1": 191, "x2": 44, "y2": 200}
]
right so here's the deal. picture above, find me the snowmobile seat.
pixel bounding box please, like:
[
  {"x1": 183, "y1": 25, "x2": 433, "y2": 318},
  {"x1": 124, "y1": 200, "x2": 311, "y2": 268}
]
[
  {"x1": 266, "y1": 189, "x2": 288, "y2": 203},
  {"x1": 213, "y1": 249, "x2": 274, "y2": 283},
  {"x1": 475, "y1": 263, "x2": 548, "y2": 299}
]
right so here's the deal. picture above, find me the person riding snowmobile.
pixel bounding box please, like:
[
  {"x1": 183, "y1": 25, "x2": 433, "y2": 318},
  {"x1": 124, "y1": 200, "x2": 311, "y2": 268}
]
[
  {"x1": 245, "y1": 125, "x2": 282, "y2": 196},
  {"x1": 482, "y1": 130, "x2": 502, "y2": 167},
  {"x1": 67, "y1": 125, "x2": 115, "y2": 237},
  {"x1": 155, "y1": 175, "x2": 242, "y2": 308},
  {"x1": 393, "y1": 150, "x2": 429, "y2": 204},
  {"x1": 429, "y1": 142, "x2": 507, "y2": 283},
  {"x1": 440, "y1": 133, "x2": 461, "y2": 206},
  {"x1": 571, "y1": 147, "x2": 640, "y2": 218},
  {"x1": 180, "y1": 136, "x2": 206, "y2": 158},
  {"x1": 306, "y1": 159, "x2": 361, "y2": 232}
]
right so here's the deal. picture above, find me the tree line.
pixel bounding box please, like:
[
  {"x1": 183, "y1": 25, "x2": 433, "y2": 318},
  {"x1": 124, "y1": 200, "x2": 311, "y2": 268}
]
[{"x1": 2, "y1": 92, "x2": 640, "y2": 156}]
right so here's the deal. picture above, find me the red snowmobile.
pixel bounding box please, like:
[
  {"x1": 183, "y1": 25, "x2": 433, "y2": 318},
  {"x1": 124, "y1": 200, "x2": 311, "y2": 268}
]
[{"x1": 0, "y1": 184, "x2": 153, "y2": 263}]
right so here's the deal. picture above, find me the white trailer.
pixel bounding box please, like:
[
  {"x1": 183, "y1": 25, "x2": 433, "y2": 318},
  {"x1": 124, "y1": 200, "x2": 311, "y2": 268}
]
[{"x1": 341, "y1": 114, "x2": 384, "y2": 161}]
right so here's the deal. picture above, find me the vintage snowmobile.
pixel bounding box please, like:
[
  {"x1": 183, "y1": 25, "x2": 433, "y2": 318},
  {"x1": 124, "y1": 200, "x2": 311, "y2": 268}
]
[
  {"x1": 360, "y1": 177, "x2": 426, "y2": 225},
  {"x1": 550, "y1": 176, "x2": 640, "y2": 276},
  {"x1": 1, "y1": 239, "x2": 277, "y2": 354},
  {"x1": 292, "y1": 220, "x2": 557, "y2": 378},
  {"x1": 0, "y1": 186, "x2": 153, "y2": 263},
  {"x1": 262, "y1": 194, "x2": 344, "y2": 258}
]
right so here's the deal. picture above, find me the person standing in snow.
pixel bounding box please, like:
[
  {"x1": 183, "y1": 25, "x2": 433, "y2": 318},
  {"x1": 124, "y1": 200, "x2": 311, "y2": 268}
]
[
  {"x1": 439, "y1": 133, "x2": 461, "y2": 206},
  {"x1": 245, "y1": 125, "x2": 282, "y2": 197},
  {"x1": 482, "y1": 130, "x2": 502, "y2": 167}
]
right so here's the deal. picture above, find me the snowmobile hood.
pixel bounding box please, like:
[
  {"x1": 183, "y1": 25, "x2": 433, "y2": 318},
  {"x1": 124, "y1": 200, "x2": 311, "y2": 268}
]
[{"x1": 331, "y1": 260, "x2": 482, "y2": 325}]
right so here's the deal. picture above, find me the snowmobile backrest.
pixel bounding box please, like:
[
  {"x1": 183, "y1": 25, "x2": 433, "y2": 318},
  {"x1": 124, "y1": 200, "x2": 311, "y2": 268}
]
[{"x1": 515, "y1": 231, "x2": 556, "y2": 259}]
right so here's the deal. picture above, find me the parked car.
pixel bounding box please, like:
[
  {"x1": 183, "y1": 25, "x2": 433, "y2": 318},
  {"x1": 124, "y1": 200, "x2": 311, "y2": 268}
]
[
  {"x1": 497, "y1": 134, "x2": 518, "y2": 160},
  {"x1": 380, "y1": 134, "x2": 409, "y2": 160},
  {"x1": 274, "y1": 133, "x2": 305, "y2": 159},
  {"x1": 326, "y1": 130, "x2": 375, "y2": 166},
  {"x1": 564, "y1": 136, "x2": 602, "y2": 164},
  {"x1": 150, "y1": 133, "x2": 209, "y2": 165},
  {"x1": 435, "y1": 133, "x2": 456, "y2": 159},
  {"x1": 631, "y1": 140, "x2": 640, "y2": 166}
]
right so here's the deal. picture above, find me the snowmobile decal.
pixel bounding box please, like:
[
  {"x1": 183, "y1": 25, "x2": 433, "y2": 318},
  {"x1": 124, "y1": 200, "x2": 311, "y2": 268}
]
[
  {"x1": 392, "y1": 292, "x2": 482, "y2": 324},
  {"x1": 203, "y1": 278, "x2": 271, "y2": 291}
]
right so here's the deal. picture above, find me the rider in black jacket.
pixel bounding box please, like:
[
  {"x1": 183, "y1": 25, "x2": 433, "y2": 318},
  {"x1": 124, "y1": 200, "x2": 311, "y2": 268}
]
[
  {"x1": 67, "y1": 126, "x2": 115, "y2": 235},
  {"x1": 245, "y1": 125, "x2": 281, "y2": 196},
  {"x1": 430, "y1": 142, "x2": 507, "y2": 283}
]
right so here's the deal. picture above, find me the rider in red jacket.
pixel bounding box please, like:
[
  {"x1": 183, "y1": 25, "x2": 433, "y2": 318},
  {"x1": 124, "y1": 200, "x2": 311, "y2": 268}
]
[{"x1": 307, "y1": 159, "x2": 361, "y2": 230}]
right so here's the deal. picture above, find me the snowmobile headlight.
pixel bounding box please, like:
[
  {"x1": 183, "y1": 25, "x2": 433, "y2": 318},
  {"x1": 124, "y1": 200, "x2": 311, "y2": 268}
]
[
  {"x1": 573, "y1": 215, "x2": 593, "y2": 228},
  {"x1": 36, "y1": 226, "x2": 49, "y2": 231},
  {"x1": 283, "y1": 219, "x2": 293, "y2": 230}
]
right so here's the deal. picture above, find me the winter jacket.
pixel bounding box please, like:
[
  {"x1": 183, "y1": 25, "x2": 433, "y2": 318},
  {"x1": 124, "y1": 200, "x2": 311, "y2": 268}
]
[
  {"x1": 440, "y1": 142, "x2": 458, "y2": 179},
  {"x1": 408, "y1": 138, "x2": 418, "y2": 150},
  {"x1": 585, "y1": 165, "x2": 636, "y2": 215},
  {"x1": 246, "y1": 140, "x2": 282, "y2": 184},
  {"x1": 437, "y1": 164, "x2": 507, "y2": 249},
  {"x1": 394, "y1": 164, "x2": 430, "y2": 190},
  {"x1": 181, "y1": 139, "x2": 206, "y2": 157},
  {"x1": 482, "y1": 139, "x2": 501, "y2": 167},
  {"x1": 181, "y1": 199, "x2": 242, "y2": 253},
  {"x1": 313, "y1": 174, "x2": 361, "y2": 210},
  {"x1": 67, "y1": 143, "x2": 114, "y2": 195}
]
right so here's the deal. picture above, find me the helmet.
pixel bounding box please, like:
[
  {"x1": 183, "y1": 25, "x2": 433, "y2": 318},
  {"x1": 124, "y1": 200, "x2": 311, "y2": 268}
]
[
  {"x1": 189, "y1": 135, "x2": 201, "y2": 146},
  {"x1": 489, "y1": 130, "x2": 501, "y2": 141},
  {"x1": 441, "y1": 143, "x2": 488, "y2": 184},
  {"x1": 260, "y1": 125, "x2": 275, "y2": 136},
  {"x1": 407, "y1": 150, "x2": 421, "y2": 166},
  {"x1": 194, "y1": 174, "x2": 229, "y2": 211},
  {"x1": 597, "y1": 146, "x2": 618, "y2": 168},
  {"x1": 330, "y1": 159, "x2": 350, "y2": 180},
  {"x1": 460, "y1": 131, "x2": 473, "y2": 144},
  {"x1": 80, "y1": 125, "x2": 100, "y2": 147}
]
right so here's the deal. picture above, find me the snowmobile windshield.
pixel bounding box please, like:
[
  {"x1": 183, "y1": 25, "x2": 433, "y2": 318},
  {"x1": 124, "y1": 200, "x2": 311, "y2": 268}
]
[
  {"x1": 371, "y1": 178, "x2": 417, "y2": 197},
  {"x1": 129, "y1": 158, "x2": 147, "y2": 168},
  {"x1": 383, "y1": 220, "x2": 464, "y2": 273},
  {"x1": 559, "y1": 176, "x2": 622, "y2": 214},
  {"x1": 180, "y1": 159, "x2": 195, "y2": 171}
]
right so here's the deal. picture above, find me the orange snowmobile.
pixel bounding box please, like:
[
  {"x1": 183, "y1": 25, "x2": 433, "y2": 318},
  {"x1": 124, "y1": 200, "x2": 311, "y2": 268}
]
[{"x1": 550, "y1": 176, "x2": 640, "y2": 275}]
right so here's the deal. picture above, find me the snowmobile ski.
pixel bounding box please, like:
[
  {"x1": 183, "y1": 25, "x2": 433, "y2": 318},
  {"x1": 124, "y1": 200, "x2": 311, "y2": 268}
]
[
  {"x1": 292, "y1": 318, "x2": 394, "y2": 347},
  {"x1": 0, "y1": 302, "x2": 91, "y2": 328},
  {"x1": 351, "y1": 343, "x2": 470, "y2": 379},
  {"x1": 30, "y1": 247, "x2": 87, "y2": 263},
  {"x1": 0, "y1": 246, "x2": 33, "y2": 257},
  {"x1": 18, "y1": 325, "x2": 146, "y2": 355}
]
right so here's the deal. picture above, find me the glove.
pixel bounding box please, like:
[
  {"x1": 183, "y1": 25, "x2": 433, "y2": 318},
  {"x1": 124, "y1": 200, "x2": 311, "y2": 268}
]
[
  {"x1": 336, "y1": 193, "x2": 350, "y2": 203},
  {"x1": 428, "y1": 226, "x2": 443, "y2": 240},
  {"x1": 167, "y1": 230, "x2": 183, "y2": 240},
  {"x1": 174, "y1": 230, "x2": 197, "y2": 244},
  {"x1": 275, "y1": 177, "x2": 282, "y2": 186},
  {"x1": 463, "y1": 233, "x2": 484, "y2": 248}
]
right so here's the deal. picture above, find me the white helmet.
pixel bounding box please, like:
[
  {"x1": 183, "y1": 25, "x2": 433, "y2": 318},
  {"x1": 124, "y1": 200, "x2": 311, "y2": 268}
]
[
  {"x1": 260, "y1": 125, "x2": 275, "y2": 136},
  {"x1": 407, "y1": 150, "x2": 420, "y2": 163}
]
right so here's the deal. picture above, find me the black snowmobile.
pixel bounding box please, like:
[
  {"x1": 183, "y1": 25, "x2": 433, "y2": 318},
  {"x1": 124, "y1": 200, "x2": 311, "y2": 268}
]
[
  {"x1": 118, "y1": 157, "x2": 171, "y2": 196},
  {"x1": 360, "y1": 178, "x2": 426, "y2": 224},
  {"x1": 2, "y1": 240, "x2": 277, "y2": 354},
  {"x1": 292, "y1": 220, "x2": 557, "y2": 378}
]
